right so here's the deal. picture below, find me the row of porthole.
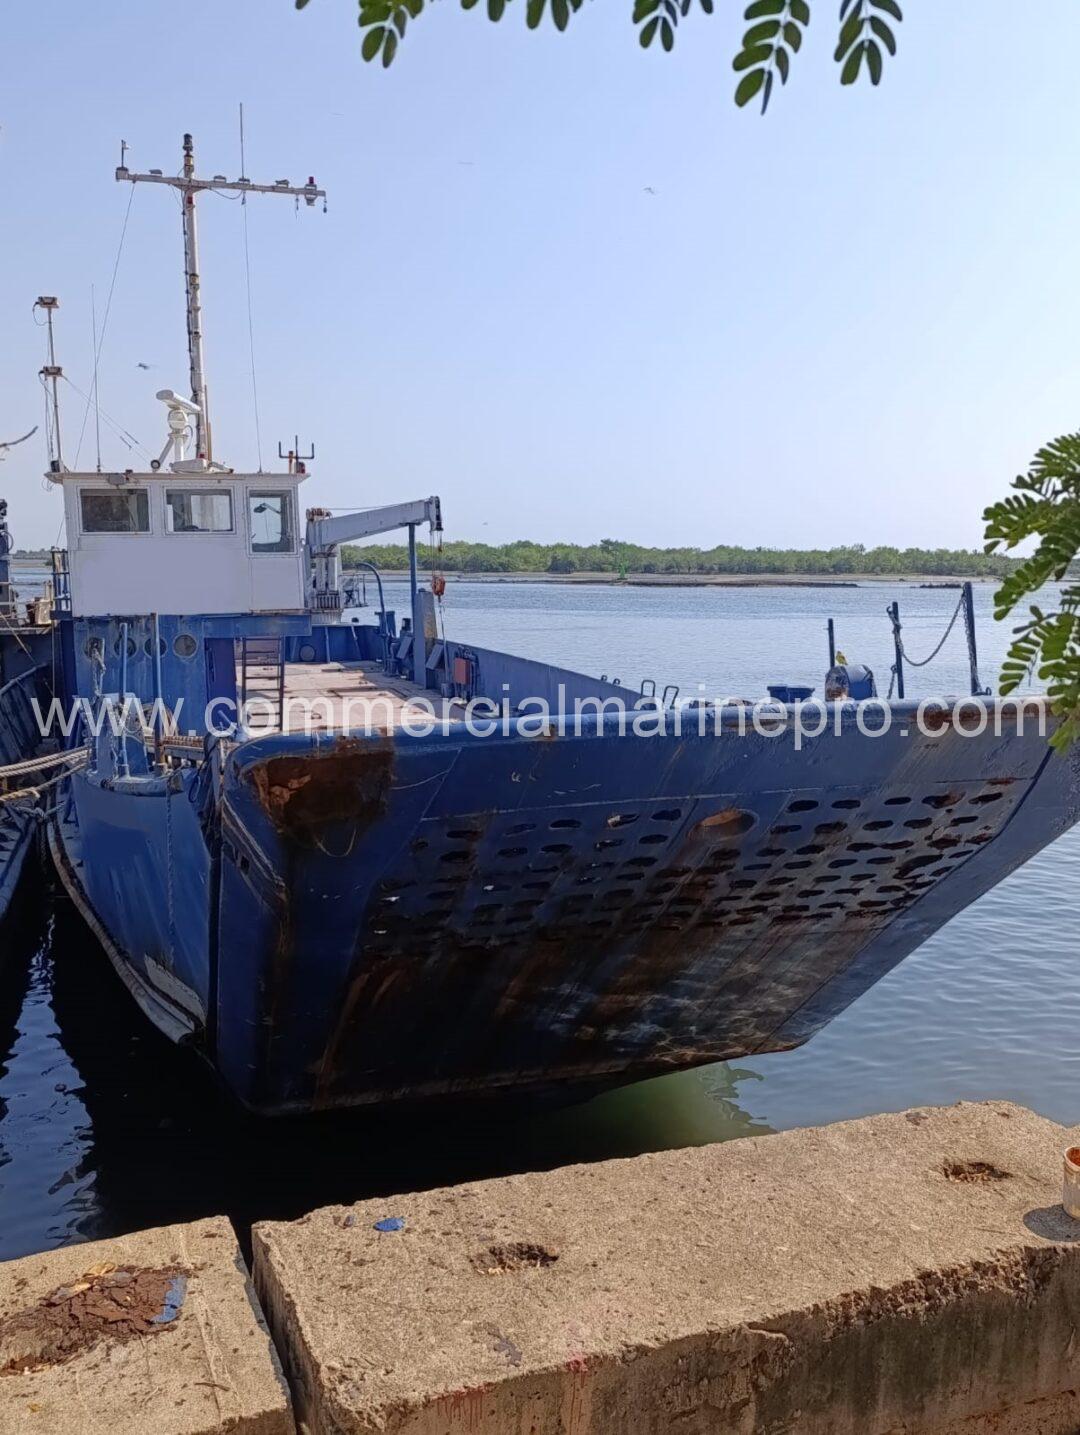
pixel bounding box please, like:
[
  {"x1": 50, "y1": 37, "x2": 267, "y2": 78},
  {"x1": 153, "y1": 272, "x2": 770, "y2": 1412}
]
[{"x1": 85, "y1": 633, "x2": 200, "y2": 661}]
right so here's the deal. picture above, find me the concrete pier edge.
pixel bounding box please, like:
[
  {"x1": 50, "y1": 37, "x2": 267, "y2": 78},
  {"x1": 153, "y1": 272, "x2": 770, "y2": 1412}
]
[
  {"x1": 6, "y1": 1103, "x2": 1080, "y2": 1433},
  {"x1": 252, "y1": 1102, "x2": 1080, "y2": 1435}
]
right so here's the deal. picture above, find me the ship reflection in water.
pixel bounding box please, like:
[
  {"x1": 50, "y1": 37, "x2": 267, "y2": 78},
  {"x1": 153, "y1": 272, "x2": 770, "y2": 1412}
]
[{"x1": 0, "y1": 875, "x2": 773, "y2": 1263}]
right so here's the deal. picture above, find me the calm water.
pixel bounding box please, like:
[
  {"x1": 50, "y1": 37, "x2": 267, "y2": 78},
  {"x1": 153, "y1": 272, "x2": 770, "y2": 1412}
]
[{"x1": 2, "y1": 577, "x2": 1078, "y2": 1260}]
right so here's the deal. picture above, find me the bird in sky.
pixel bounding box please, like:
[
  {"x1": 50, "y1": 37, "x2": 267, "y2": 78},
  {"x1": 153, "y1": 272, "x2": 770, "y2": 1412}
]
[
  {"x1": 136, "y1": 362, "x2": 156, "y2": 371},
  {"x1": 643, "y1": 186, "x2": 657, "y2": 196}
]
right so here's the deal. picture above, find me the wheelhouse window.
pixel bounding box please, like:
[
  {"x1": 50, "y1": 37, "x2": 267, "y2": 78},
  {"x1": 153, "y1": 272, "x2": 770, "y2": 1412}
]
[
  {"x1": 80, "y1": 489, "x2": 150, "y2": 534},
  {"x1": 248, "y1": 491, "x2": 294, "y2": 554},
  {"x1": 165, "y1": 489, "x2": 234, "y2": 534}
]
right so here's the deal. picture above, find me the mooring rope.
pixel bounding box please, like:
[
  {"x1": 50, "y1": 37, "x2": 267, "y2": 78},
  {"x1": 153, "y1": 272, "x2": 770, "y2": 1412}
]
[
  {"x1": 0, "y1": 746, "x2": 90, "y2": 813},
  {"x1": 896, "y1": 590, "x2": 967, "y2": 669},
  {"x1": 0, "y1": 746, "x2": 89, "y2": 780}
]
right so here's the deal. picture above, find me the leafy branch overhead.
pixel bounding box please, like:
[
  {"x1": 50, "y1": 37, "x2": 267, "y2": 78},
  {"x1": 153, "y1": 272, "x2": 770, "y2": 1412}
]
[
  {"x1": 295, "y1": 0, "x2": 902, "y2": 107},
  {"x1": 984, "y1": 438, "x2": 1080, "y2": 751}
]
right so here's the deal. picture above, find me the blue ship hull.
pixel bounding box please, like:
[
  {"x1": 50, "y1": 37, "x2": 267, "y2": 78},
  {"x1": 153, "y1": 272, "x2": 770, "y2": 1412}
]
[
  {"x1": 0, "y1": 661, "x2": 50, "y2": 926},
  {"x1": 49, "y1": 649, "x2": 1080, "y2": 1115}
]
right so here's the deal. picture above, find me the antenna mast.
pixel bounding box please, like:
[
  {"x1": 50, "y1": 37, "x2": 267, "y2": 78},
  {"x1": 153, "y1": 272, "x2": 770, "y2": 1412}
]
[
  {"x1": 116, "y1": 133, "x2": 326, "y2": 468},
  {"x1": 35, "y1": 296, "x2": 65, "y2": 473}
]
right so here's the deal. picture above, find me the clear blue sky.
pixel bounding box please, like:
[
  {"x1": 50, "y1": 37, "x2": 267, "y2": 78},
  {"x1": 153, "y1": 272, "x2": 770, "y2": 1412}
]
[{"x1": 1, "y1": 1, "x2": 1077, "y2": 551}]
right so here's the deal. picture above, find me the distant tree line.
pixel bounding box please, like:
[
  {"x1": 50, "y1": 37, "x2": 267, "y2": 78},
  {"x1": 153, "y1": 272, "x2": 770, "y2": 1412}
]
[
  {"x1": 342, "y1": 537, "x2": 1018, "y2": 578},
  {"x1": 10, "y1": 549, "x2": 51, "y2": 561}
]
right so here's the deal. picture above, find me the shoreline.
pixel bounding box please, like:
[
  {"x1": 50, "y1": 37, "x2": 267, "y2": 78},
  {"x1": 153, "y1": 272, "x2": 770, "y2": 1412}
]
[
  {"x1": 10, "y1": 557, "x2": 997, "y2": 590},
  {"x1": 346, "y1": 568, "x2": 995, "y2": 589}
]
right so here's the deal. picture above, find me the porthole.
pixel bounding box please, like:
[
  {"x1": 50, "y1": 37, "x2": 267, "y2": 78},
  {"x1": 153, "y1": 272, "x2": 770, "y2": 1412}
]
[
  {"x1": 299, "y1": 642, "x2": 317, "y2": 663},
  {"x1": 112, "y1": 636, "x2": 137, "y2": 658},
  {"x1": 144, "y1": 636, "x2": 167, "y2": 657},
  {"x1": 173, "y1": 633, "x2": 198, "y2": 659}
]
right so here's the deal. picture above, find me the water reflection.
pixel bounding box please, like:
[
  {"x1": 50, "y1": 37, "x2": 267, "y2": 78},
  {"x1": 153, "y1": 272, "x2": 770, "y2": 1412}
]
[{"x1": 0, "y1": 885, "x2": 772, "y2": 1261}]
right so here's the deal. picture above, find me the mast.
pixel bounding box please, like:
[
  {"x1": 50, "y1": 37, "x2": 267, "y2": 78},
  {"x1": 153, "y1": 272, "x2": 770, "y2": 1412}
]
[
  {"x1": 116, "y1": 134, "x2": 326, "y2": 468},
  {"x1": 180, "y1": 135, "x2": 208, "y2": 459},
  {"x1": 34, "y1": 296, "x2": 65, "y2": 473}
]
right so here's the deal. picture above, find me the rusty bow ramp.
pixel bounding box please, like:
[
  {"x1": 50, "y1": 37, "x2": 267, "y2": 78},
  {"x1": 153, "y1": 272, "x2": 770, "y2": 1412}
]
[{"x1": 207, "y1": 698, "x2": 1080, "y2": 1116}]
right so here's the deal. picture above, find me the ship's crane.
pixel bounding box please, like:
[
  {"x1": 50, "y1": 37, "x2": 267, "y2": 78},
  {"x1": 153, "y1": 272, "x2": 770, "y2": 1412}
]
[{"x1": 306, "y1": 496, "x2": 442, "y2": 683}]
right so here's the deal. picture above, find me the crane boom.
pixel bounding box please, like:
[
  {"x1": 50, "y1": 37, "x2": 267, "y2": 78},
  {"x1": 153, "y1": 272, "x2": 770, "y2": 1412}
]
[
  {"x1": 306, "y1": 496, "x2": 441, "y2": 552},
  {"x1": 305, "y1": 496, "x2": 443, "y2": 688}
]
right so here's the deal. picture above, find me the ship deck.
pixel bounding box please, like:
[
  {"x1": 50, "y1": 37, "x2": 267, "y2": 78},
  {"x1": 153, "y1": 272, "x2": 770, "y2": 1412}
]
[{"x1": 279, "y1": 660, "x2": 465, "y2": 734}]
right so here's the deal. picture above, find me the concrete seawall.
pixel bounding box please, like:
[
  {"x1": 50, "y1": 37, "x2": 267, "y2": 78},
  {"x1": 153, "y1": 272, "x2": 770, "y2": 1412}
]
[
  {"x1": 6, "y1": 1102, "x2": 1080, "y2": 1434},
  {"x1": 253, "y1": 1102, "x2": 1080, "y2": 1435}
]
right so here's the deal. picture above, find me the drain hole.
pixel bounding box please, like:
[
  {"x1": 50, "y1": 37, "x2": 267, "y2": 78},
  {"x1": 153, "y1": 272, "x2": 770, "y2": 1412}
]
[
  {"x1": 789, "y1": 800, "x2": 818, "y2": 813},
  {"x1": 971, "y1": 793, "x2": 1004, "y2": 806},
  {"x1": 653, "y1": 808, "x2": 682, "y2": 822},
  {"x1": 884, "y1": 796, "x2": 912, "y2": 806},
  {"x1": 498, "y1": 847, "x2": 527, "y2": 859},
  {"x1": 550, "y1": 817, "x2": 581, "y2": 830},
  {"x1": 607, "y1": 813, "x2": 640, "y2": 828},
  {"x1": 697, "y1": 809, "x2": 756, "y2": 837},
  {"x1": 833, "y1": 798, "x2": 861, "y2": 810}
]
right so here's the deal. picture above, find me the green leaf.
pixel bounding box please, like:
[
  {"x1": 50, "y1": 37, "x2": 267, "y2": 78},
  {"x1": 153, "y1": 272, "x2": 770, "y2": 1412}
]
[
  {"x1": 835, "y1": 12, "x2": 864, "y2": 61},
  {"x1": 869, "y1": 14, "x2": 895, "y2": 55},
  {"x1": 783, "y1": 20, "x2": 803, "y2": 51},
  {"x1": 871, "y1": 0, "x2": 902, "y2": 18},
  {"x1": 743, "y1": 18, "x2": 781, "y2": 44},
  {"x1": 632, "y1": 0, "x2": 657, "y2": 19},
  {"x1": 639, "y1": 14, "x2": 660, "y2": 45},
  {"x1": 526, "y1": 0, "x2": 545, "y2": 22},
  {"x1": 735, "y1": 66, "x2": 767, "y2": 106},
  {"x1": 295, "y1": 0, "x2": 312, "y2": 9},
  {"x1": 775, "y1": 44, "x2": 789, "y2": 82},
  {"x1": 361, "y1": 25, "x2": 384, "y2": 59},
  {"x1": 840, "y1": 41, "x2": 864, "y2": 83},
  {"x1": 552, "y1": 0, "x2": 569, "y2": 28},
  {"x1": 865, "y1": 36, "x2": 882, "y2": 83},
  {"x1": 660, "y1": 15, "x2": 674, "y2": 48},
  {"x1": 487, "y1": 0, "x2": 505, "y2": 19},
  {"x1": 381, "y1": 27, "x2": 398, "y2": 62},
  {"x1": 733, "y1": 42, "x2": 772, "y2": 70},
  {"x1": 789, "y1": 0, "x2": 809, "y2": 21},
  {"x1": 744, "y1": 0, "x2": 784, "y2": 15}
]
